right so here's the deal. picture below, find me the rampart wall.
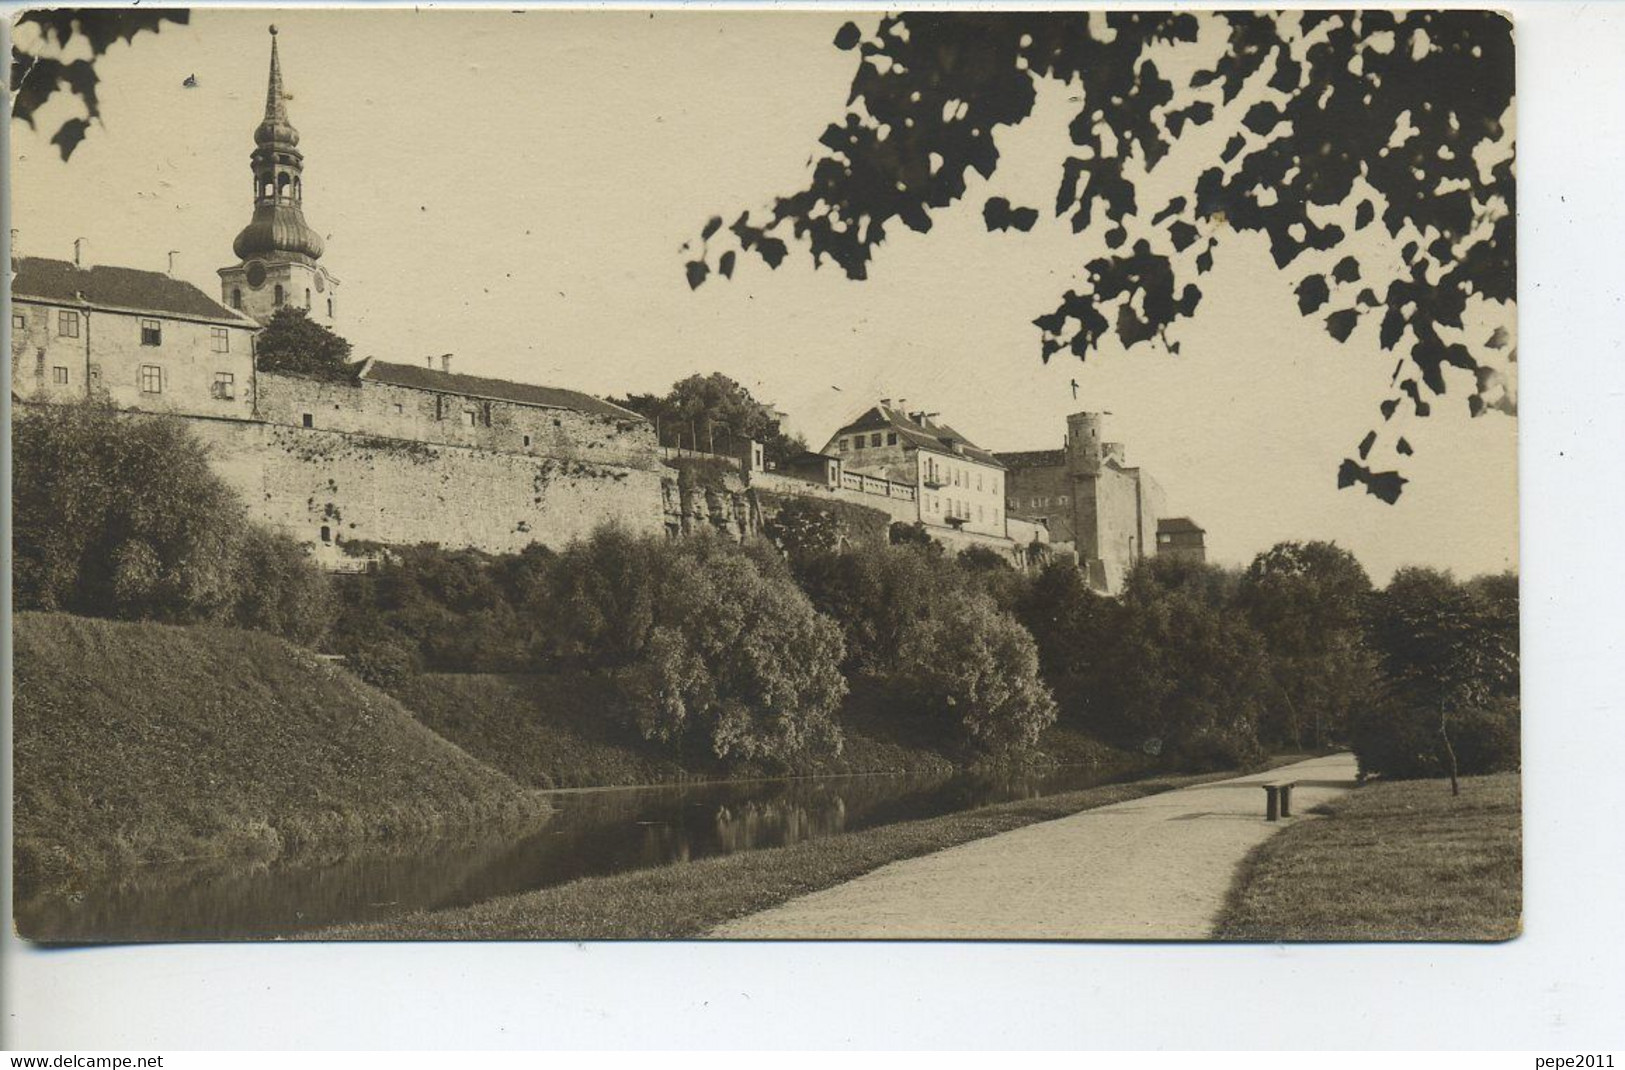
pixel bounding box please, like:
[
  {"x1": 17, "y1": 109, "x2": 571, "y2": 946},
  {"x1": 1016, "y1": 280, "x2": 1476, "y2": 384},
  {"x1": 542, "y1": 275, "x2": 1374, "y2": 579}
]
[{"x1": 182, "y1": 415, "x2": 665, "y2": 565}]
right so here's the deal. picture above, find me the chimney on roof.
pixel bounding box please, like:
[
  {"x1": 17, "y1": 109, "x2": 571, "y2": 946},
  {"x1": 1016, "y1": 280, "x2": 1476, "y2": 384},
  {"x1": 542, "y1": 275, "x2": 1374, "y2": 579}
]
[
  {"x1": 425, "y1": 355, "x2": 433, "y2": 368},
  {"x1": 72, "y1": 237, "x2": 87, "y2": 267},
  {"x1": 440, "y1": 354, "x2": 452, "y2": 373},
  {"x1": 167, "y1": 250, "x2": 181, "y2": 277}
]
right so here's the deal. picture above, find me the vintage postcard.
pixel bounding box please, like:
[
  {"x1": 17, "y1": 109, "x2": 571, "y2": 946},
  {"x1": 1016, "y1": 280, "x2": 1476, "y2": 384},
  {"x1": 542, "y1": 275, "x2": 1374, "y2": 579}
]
[{"x1": 8, "y1": 8, "x2": 1518, "y2": 943}]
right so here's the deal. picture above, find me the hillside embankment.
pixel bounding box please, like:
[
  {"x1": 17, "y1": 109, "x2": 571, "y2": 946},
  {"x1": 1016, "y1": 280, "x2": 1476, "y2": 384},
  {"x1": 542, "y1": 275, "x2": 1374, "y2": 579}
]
[{"x1": 12, "y1": 613, "x2": 551, "y2": 891}]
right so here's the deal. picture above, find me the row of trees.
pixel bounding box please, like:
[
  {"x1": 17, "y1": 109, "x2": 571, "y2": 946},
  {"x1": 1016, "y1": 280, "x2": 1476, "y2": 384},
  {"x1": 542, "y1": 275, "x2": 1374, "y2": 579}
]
[{"x1": 14, "y1": 403, "x2": 1518, "y2": 780}]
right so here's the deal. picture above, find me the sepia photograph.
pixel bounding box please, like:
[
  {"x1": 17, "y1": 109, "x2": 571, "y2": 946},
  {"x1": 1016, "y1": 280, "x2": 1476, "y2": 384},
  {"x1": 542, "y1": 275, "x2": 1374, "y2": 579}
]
[{"x1": 8, "y1": 7, "x2": 1520, "y2": 946}]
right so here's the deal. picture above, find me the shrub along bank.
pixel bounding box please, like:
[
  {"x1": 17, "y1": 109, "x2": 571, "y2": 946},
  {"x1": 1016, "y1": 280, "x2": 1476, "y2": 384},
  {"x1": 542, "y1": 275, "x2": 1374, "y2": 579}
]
[
  {"x1": 389, "y1": 672, "x2": 1123, "y2": 789},
  {"x1": 11, "y1": 613, "x2": 549, "y2": 891}
]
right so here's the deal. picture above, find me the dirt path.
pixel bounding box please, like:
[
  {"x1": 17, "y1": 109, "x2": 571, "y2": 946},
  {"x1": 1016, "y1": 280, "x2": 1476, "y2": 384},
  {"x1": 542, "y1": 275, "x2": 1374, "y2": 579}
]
[{"x1": 709, "y1": 752, "x2": 1361, "y2": 940}]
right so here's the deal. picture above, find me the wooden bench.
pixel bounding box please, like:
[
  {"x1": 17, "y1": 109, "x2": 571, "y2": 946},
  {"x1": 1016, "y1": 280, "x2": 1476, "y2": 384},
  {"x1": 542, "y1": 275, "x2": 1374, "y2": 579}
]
[{"x1": 1261, "y1": 781, "x2": 1297, "y2": 821}]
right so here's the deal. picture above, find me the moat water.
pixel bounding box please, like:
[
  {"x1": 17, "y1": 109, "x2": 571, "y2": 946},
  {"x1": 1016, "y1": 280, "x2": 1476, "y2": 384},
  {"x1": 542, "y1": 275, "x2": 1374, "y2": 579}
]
[{"x1": 16, "y1": 764, "x2": 1137, "y2": 943}]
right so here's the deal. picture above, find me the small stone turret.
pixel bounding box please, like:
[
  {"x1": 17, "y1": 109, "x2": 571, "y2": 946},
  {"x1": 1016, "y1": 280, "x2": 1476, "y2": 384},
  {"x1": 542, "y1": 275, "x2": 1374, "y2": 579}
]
[{"x1": 1066, "y1": 412, "x2": 1105, "y2": 476}]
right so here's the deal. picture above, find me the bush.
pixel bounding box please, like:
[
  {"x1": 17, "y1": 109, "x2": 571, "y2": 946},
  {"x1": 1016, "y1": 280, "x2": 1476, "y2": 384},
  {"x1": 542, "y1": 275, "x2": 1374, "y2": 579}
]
[
  {"x1": 1351, "y1": 696, "x2": 1520, "y2": 779},
  {"x1": 553, "y1": 528, "x2": 849, "y2": 764},
  {"x1": 12, "y1": 402, "x2": 332, "y2": 642},
  {"x1": 795, "y1": 541, "x2": 949, "y2": 675},
  {"x1": 896, "y1": 592, "x2": 1057, "y2": 754},
  {"x1": 330, "y1": 544, "x2": 548, "y2": 674}
]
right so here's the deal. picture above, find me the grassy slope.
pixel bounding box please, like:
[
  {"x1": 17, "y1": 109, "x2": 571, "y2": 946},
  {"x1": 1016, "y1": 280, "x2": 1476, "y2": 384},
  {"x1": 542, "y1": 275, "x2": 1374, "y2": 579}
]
[
  {"x1": 1212, "y1": 773, "x2": 1522, "y2": 941},
  {"x1": 316, "y1": 769, "x2": 1241, "y2": 940},
  {"x1": 392, "y1": 672, "x2": 1125, "y2": 790},
  {"x1": 12, "y1": 613, "x2": 549, "y2": 887}
]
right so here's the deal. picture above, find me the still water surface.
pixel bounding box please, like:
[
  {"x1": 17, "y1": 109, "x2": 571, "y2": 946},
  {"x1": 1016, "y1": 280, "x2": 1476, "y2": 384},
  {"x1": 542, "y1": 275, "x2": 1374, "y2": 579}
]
[{"x1": 18, "y1": 764, "x2": 1134, "y2": 942}]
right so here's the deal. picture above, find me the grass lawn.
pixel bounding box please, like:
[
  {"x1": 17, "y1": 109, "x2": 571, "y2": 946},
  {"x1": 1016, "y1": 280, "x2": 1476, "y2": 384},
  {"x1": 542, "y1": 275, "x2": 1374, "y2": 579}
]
[
  {"x1": 1212, "y1": 772, "x2": 1522, "y2": 941},
  {"x1": 314, "y1": 767, "x2": 1262, "y2": 940}
]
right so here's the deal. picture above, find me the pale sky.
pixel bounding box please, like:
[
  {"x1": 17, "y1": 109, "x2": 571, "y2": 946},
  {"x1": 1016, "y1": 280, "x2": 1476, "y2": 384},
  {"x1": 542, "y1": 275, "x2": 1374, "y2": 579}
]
[{"x1": 8, "y1": 9, "x2": 1518, "y2": 582}]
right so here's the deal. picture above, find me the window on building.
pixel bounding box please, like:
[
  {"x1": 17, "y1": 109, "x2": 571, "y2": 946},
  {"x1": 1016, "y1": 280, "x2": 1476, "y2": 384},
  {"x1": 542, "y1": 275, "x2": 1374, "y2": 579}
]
[
  {"x1": 327, "y1": 298, "x2": 334, "y2": 318},
  {"x1": 887, "y1": 432, "x2": 898, "y2": 445},
  {"x1": 435, "y1": 396, "x2": 447, "y2": 421},
  {"x1": 462, "y1": 410, "x2": 476, "y2": 427},
  {"x1": 232, "y1": 288, "x2": 243, "y2": 310},
  {"x1": 211, "y1": 327, "x2": 230, "y2": 353},
  {"x1": 305, "y1": 288, "x2": 312, "y2": 309},
  {"x1": 140, "y1": 319, "x2": 161, "y2": 346},
  {"x1": 274, "y1": 284, "x2": 285, "y2": 307},
  {"x1": 394, "y1": 403, "x2": 404, "y2": 415},
  {"x1": 58, "y1": 310, "x2": 80, "y2": 337},
  {"x1": 320, "y1": 525, "x2": 332, "y2": 544},
  {"x1": 1058, "y1": 495, "x2": 1068, "y2": 505},
  {"x1": 11, "y1": 312, "x2": 25, "y2": 331},
  {"x1": 302, "y1": 413, "x2": 314, "y2": 428},
  {"x1": 52, "y1": 366, "x2": 69, "y2": 384},
  {"x1": 213, "y1": 372, "x2": 236, "y2": 400},
  {"x1": 870, "y1": 433, "x2": 882, "y2": 447},
  {"x1": 838, "y1": 438, "x2": 848, "y2": 452},
  {"x1": 523, "y1": 434, "x2": 532, "y2": 447},
  {"x1": 1159, "y1": 533, "x2": 1173, "y2": 544},
  {"x1": 976, "y1": 473, "x2": 983, "y2": 491},
  {"x1": 140, "y1": 364, "x2": 163, "y2": 393},
  {"x1": 852, "y1": 436, "x2": 864, "y2": 450},
  {"x1": 481, "y1": 403, "x2": 493, "y2": 428}
]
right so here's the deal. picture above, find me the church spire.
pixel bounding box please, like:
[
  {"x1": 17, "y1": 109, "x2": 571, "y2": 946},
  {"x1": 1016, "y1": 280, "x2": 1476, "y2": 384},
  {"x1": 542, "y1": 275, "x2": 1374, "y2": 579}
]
[
  {"x1": 232, "y1": 24, "x2": 323, "y2": 263},
  {"x1": 263, "y1": 25, "x2": 287, "y2": 124},
  {"x1": 220, "y1": 25, "x2": 338, "y2": 327}
]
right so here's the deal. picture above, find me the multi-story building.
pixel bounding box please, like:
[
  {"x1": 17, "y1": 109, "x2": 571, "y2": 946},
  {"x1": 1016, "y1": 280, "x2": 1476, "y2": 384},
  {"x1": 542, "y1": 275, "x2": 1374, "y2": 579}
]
[
  {"x1": 819, "y1": 401, "x2": 1007, "y2": 539},
  {"x1": 10, "y1": 255, "x2": 261, "y2": 418}
]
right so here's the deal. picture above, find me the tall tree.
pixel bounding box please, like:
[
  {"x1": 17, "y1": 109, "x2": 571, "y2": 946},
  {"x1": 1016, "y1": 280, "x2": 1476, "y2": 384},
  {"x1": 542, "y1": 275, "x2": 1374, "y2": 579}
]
[
  {"x1": 254, "y1": 307, "x2": 356, "y2": 381},
  {"x1": 1367, "y1": 566, "x2": 1518, "y2": 793},
  {"x1": 613, "y1": 372, "x2": 806, "y2": 466},
  {"x1": 688, "y1": 12, "x2": 1516, "y2": 502},
  {"x1": 1240, "y1": 540, "x2": 1378, "y2": 747}
]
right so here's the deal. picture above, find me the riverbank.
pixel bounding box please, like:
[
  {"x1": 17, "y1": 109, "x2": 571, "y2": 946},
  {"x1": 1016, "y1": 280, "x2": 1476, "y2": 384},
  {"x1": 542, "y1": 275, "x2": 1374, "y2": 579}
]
[
  {"x1": 1212, "y1": 772, "x2": 1522, "y2": 941},
  {"x1": 314, "y1": 762, "x2": 1305, "y2": 940},
  {"x1": 392, "y1": 671, "x2": 1125, "y2": 788},
  {"x1": 12, "y1": 613, "x2": 551, "y2": 895}
]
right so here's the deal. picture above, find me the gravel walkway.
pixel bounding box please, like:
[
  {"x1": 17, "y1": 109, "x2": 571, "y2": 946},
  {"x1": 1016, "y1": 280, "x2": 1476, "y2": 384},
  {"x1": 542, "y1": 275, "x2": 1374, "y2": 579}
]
[{"x1": 709, "y1": 752, "x2": 1361, "y2": 940}]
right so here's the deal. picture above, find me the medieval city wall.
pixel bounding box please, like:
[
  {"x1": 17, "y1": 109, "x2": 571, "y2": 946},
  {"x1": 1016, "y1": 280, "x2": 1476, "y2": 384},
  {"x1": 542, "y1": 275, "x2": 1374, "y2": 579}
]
[
  {"x1": 181, "y1": 415, "x2": 665, "y2": 564},
  {"x1": 254, "y1": 372, "x2": 657, "y2": 469}
]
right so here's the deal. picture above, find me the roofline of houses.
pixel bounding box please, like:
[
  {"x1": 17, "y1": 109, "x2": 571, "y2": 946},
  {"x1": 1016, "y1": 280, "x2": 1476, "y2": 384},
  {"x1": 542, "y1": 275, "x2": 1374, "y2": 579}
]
[{"x1": 10, "y1": 292, "x2": 259, "y2": 331}]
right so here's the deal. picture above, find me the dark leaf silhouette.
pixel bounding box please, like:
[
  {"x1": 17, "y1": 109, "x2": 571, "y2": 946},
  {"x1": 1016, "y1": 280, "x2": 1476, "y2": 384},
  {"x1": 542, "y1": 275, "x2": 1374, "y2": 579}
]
[
  {"x1": 693, "y1": 11, "x2": 1515, "y2": 501},
  {"x1": 833, "y1": 21, "x2": 862, "y2": 51},
  {"x1": 1296, "y1": 275, "x2": 1330, "y2": 315},
  {"x1": 1326, "y1": 308, "x2": 1360, "y2": 343},
  {"x1": 11, "y1": 9, "x2": 189, "y2": 160},
  {"x1": 685, "y1": 260, "x2": 709, "y2": 290},
  {"x1": 983, "y1": 196, "x2": 1038, "y2": 233}
]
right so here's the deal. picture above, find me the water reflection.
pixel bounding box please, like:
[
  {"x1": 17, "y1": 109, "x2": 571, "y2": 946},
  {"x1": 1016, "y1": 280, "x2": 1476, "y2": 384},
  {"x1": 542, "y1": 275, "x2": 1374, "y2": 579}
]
[{"x1": 16, "y1": 764, "x2": 1132, "y2": 943}]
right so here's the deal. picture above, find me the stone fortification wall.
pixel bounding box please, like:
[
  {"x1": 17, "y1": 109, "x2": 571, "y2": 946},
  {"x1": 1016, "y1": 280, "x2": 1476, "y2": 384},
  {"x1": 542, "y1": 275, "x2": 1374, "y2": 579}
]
[
  {"x1": 254, "y1": 372, "x2": 657, "y2": 470},
  {"x1": 183, "y1": 416, "x2": 664, "y2": 565}
]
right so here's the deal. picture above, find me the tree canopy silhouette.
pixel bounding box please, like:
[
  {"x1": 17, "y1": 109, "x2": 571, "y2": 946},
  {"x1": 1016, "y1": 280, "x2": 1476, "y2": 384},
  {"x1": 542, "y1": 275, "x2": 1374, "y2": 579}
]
[
  {"x1": 688, "y1": 12, "x2": 1516, "y2": 502},
  {"x1": 11, "y1": 10, "x2": 190, "y2": 160}
]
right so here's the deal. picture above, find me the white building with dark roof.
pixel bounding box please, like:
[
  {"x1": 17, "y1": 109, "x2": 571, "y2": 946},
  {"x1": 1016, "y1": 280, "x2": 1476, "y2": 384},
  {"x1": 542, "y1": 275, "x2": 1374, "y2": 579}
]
[
  {"x1": 819, "y1": 401, "x2": 1008, "y2": 539},
  {"x1": 10, "y1": 255, "x2": 261, "y2": 419}
]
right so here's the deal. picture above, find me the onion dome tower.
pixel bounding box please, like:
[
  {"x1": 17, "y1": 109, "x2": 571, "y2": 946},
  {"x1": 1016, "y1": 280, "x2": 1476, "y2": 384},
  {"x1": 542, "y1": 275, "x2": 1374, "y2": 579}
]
[{"x1": 218, "y1": 26, "x2": 339, "y2": 326}]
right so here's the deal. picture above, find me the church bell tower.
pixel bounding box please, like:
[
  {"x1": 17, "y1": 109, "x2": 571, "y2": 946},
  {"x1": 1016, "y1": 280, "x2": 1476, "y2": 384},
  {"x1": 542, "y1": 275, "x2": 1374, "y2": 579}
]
[{"x1": 218, "y1": 26, "x2": 339, "y2": 326}]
